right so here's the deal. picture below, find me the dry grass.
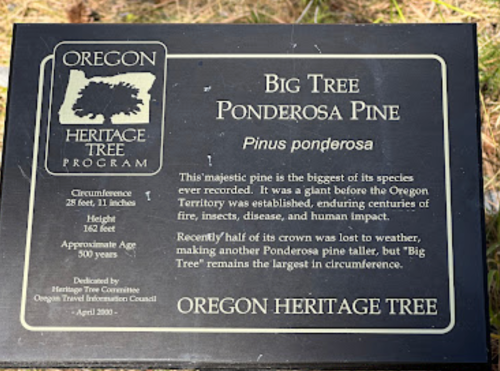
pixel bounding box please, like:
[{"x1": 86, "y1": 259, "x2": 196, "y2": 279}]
[{"x1": 0, "y1": 0, "x2": 499, "y2": 369}]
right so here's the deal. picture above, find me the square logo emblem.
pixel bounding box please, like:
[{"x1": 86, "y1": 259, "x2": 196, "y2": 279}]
[{"x1": 45, "y1": 41, "x2": 167, "y2": 175}]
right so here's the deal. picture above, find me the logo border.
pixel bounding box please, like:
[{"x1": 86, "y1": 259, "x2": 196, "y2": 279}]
[{"x1": 44, "y1": 41, "x2": 168, "y2": 177}]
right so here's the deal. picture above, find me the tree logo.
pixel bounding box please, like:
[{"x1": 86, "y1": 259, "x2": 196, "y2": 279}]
[
  {"x1": 59, "y1": 70, "x2": 156, "y2": 125},
  {"x1": 46, "y1": 41, "x2": 167, "y2": 176},
  {"x1": 72, "y1": 81, "x2": 143, "y2": 124}
]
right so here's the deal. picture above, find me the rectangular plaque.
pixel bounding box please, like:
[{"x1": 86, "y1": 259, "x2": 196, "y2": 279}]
[{"x1": 0, "y1": 24, "x2": 490, "y2": 369}]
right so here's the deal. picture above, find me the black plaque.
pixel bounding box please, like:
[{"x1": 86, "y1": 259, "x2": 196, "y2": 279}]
[{"x1": 0, "y1": 24, "x2": 490, "y2": 369}]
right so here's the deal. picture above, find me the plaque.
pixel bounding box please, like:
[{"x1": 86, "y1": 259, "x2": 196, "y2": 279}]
[{"x1": 0, "y1": 24, "x2": 490, "y2": 369}]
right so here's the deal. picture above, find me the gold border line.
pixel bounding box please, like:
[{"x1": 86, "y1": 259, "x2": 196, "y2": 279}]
[
  {"x1": 20, "y1": 54, "x2": 53, "y2": 327},
  {"x1": 21, "y1": 52, "x2": 453, "y2": 334}
]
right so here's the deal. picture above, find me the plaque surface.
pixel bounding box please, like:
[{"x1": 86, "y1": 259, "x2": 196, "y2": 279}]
[{"x1": 0, "y1": 24, "x2": 489, "y2": 369}]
